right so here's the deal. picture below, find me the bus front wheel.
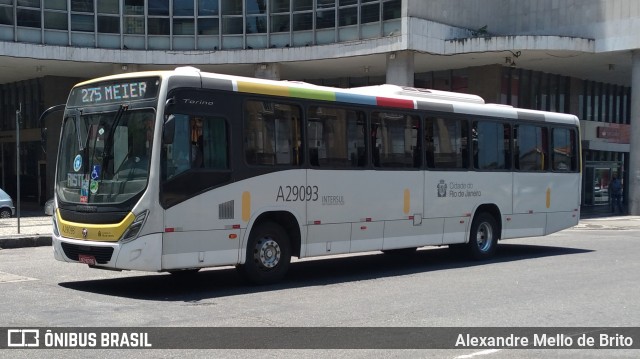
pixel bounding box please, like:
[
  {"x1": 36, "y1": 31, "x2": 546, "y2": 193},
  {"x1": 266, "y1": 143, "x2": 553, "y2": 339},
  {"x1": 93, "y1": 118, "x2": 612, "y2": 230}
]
[
  {"x1": 467, "y1": 212, "x2": 499, "y2": 260},
  {"x1": 238, "y1": 221, "x2": 291, "y2": 285}
]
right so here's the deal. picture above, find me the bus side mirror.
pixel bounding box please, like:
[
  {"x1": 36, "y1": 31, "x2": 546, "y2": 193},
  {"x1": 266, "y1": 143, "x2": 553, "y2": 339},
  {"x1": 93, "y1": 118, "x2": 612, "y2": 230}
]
[
  {"x1": 163, "y1": 114, "x2": 175, "y2": 145},
  {"x1": 38, "y1": 104, "x2": 65, "y2": 154},
  {"x1": 41, "y1": 127, "x2": 47, "y2": 153}
]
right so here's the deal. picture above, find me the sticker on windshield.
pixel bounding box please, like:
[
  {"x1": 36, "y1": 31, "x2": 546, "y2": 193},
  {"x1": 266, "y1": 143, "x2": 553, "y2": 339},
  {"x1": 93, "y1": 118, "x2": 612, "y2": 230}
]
[
  {"x1": 90, "y1": 180, "x2": 99, "y2": 194},
  {"x1": 73, "y1": 154, "x2": 82, "y2": 172},
  {"x1": 80, "y1": 179, "x2": 89, "y2": 203},
  {"x1": 91, "y1": 165, "x2": 101, "y2": 180}
]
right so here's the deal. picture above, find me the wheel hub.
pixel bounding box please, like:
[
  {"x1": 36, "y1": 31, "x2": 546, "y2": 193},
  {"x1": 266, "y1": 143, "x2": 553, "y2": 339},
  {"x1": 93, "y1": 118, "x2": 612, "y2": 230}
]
[{"x1": 256, "y1": 238, "x2": 281, "y2": 268}]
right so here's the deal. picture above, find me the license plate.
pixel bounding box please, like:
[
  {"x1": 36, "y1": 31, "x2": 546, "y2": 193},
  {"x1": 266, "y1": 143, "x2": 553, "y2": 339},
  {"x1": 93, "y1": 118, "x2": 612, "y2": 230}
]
[{"x1": 78, "y1": 254, "x2": 96, "y2": 265}]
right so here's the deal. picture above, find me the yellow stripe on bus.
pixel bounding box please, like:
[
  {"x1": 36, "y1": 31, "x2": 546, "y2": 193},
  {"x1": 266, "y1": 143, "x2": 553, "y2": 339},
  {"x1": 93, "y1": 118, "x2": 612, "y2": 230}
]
[
  {"x1": 56, "y1": 209, "x2": 135, "y2": 242},
  {"x1": 242, "y1": 191, "x2": 251, "y2": 222},
  {"x1": 403, "y1": 188, "x2": 410, "y2": 215},
  {"x1": 237, "y1": 81, "x2": 290, "y2": 97}
]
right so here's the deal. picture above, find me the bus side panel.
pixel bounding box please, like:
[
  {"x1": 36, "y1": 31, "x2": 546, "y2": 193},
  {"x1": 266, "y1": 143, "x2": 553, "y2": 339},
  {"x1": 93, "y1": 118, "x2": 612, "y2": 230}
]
[
  {"x1": 509, "y1": 172, "x2": 548, "y2": 238},
  {"x1": 425, "y1": 172, "x2": 512, "y2": 244},
  {"x1": 350, "y1": 221, "x2": 384, "y2": 253},
  {"x1": 162, "y1": 184, "x2": 245, "y2": 269},
  {"x1": 306, "y1": 170, "x2": 423, "y2": 255},
  {"x1": 162, "y1": 229, "x2": 245, "y2": 270},
  {"x1": 306, "y1": 170, "x2": 380, "y2": 257},
  {"x1": 306, "y1": 223, "x2": 351, "y2": 257},
  {"x1": 545, "y1": 172, "x2": 581, "y2": 234}
]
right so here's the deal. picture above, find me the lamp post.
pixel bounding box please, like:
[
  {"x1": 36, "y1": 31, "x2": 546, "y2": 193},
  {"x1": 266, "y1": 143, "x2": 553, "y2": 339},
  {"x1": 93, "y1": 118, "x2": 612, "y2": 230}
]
[{"x1": 16, "y1": 103, "x2": 21, "y2": 234}]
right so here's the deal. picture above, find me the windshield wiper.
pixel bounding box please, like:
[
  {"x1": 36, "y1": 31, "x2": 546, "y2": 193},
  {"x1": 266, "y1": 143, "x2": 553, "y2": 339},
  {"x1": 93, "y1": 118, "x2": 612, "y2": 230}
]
[
  {"x1": 69, "y1": 109, "x2": 86, "y2": 151},
  {"x1": 101, "y1": 104, "x2": 129, "y2": 179}
]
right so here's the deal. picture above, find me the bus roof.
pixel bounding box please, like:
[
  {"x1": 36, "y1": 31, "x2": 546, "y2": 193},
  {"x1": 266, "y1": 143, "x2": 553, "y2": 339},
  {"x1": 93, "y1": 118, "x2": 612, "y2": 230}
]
[{"x1": 74, "y1": 67, "x2": 579, "y2": 127}]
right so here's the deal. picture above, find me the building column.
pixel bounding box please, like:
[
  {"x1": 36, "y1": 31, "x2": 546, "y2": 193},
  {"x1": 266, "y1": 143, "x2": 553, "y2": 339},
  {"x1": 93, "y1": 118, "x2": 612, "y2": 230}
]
[
  {"x1": 254, "y1": 63, "x2": 281, "y2": 80},
  {"x1": 629, "y1": 50, "x2": 640, "y2": 215},
  {"x1": 385, "y1": 50, "x2": 414, "y2": 86}
]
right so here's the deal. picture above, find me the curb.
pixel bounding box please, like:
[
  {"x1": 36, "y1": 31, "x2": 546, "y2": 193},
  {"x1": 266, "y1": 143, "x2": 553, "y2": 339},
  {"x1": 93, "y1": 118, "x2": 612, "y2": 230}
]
[{"x1": 0, "y1": 235, "x2": 52, "y2": 249}]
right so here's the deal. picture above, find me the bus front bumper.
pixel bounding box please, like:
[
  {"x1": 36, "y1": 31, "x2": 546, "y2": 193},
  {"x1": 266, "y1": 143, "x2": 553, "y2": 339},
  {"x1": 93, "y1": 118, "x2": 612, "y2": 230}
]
[{"x1": 52, "y1": 233, "x2": 162, "y2": 272}]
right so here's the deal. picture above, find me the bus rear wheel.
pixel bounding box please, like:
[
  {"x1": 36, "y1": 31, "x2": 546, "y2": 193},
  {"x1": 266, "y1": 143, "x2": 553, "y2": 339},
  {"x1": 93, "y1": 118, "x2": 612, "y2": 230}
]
[
  {"x1": 467, "y1": 212, "x2": 499, "y2": 260},
  {"x1": 238, "y1": 221, "x2": 291, "y2": 285}
]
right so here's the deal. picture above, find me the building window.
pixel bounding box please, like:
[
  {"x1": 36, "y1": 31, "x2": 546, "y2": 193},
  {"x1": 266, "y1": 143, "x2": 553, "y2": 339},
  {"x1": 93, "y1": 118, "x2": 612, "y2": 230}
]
[
  {"x1": 198, "y1": 0, "x2": 219, "y2": 15},
  {"x1": 98, "y1": 0, "x2": 119, "y2": 14},
  {"x1": 44, "y1": 11, "x2": 67, "y2": 30},
  {"x1": 293, "y1": 0, "x2": 312, "y2": 11},
  {"x1": 149, "y1": 0, "x2": 169, "y2": 16},
  {"x1": 222, "y1": 0, "x2": 242, "y2": 15},
  {"x1": 174, "y1": 18, "x2": 195, "y2": 35},
  {"x1": 148, "y1": 17, "x2": 170, "y2": 35},
  {"x1": 339, "y1": 7, "x2": 357, "y2": 26},
  {"x1": 173, "y1": 0, "x2": 195, "y2": 16},
  {"x1": 0, "y1": 6, "x2": 13, "y2": 26},
  {"x1": 293, "y1": 13, "x2": 312, "y2": 31},
  {"x1": 124, "y1": 17, "x2": 144, "y2": 34},
  {"x1": 222, "y1": 17, "x2": 243, "y2": 34},
  {"x1": 98, "y1": 16, "x2": 120, "y2": 33},
  {"x1": 71, "y1": 14, "x2": 94, "y2": 32},
  {"x1": 198, "y1": 18, "x2": 219, "y2": 35},
  {"x1": 316, "y1": 10, "x2": 335, "y2": 29},
  {"x1": 17, "y1": 9, "x2": 41, "y2": 28},
  {"x1": 246, "y1": 15, "x2": 267, "y2": 33},
  {"x1": 71, "y1": 0, "x2": 93, "y2": 12},
  {"x1": 18, "y1": 0, "x2": 41, "y2": 8},
  {"x1": 382, "y1": 0, "x2": 400, "y2": 20},
  {"x1": 361, "y1": 3, "x2": 380, "y2": 24},
  {"x1": 124, "y1": 0, "x2": 144, "y2": 15}
]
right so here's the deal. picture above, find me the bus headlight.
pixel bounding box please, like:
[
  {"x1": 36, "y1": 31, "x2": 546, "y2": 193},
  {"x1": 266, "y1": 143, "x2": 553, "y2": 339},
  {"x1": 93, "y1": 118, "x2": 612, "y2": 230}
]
[{"x1": 120, "y1": 210, "x2": 149, "y2": 243}]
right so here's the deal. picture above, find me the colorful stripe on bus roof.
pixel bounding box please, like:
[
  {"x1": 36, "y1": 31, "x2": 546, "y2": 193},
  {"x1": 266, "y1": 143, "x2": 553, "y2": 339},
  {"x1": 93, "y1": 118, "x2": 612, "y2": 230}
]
[{"x1": 236, "y1": 80, "x2": 415, "y2": 109}]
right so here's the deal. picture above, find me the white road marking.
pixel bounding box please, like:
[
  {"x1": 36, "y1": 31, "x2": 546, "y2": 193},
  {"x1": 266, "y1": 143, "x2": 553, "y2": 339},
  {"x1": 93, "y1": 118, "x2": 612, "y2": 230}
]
[{"x1": 455, "y1": 349, "x2": 503, "y2": 358}]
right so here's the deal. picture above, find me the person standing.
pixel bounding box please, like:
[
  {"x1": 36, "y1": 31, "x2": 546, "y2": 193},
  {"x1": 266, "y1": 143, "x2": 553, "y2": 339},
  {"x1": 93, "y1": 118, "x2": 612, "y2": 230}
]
[{"x1": 610, "y1": 175, "x2": 623, "y2": 214}]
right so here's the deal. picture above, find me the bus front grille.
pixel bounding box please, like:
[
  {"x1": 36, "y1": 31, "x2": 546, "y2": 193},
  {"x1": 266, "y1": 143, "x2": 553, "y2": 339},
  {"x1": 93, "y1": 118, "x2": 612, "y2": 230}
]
[{"x1": 61, "y1": 243, "x2": 114, "y2": 264}]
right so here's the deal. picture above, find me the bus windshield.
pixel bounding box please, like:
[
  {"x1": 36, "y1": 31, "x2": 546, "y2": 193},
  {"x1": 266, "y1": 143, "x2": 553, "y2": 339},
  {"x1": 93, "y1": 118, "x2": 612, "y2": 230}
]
[{"x1": 56, "y1": 108, "x2": 155, "y2": 205}]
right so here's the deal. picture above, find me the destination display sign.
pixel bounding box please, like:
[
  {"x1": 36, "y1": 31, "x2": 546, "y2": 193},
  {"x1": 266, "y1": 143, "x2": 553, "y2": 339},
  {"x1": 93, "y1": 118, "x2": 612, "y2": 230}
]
[{"x1": 67, "y1": 77, "x2": 160, "y2": 107}]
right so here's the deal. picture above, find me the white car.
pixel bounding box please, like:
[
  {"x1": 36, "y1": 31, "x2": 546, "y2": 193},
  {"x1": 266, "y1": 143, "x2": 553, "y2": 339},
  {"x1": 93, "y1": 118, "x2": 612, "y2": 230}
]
[{"x1": 0, "y1": 188, "x2": 15, "y2": 218}]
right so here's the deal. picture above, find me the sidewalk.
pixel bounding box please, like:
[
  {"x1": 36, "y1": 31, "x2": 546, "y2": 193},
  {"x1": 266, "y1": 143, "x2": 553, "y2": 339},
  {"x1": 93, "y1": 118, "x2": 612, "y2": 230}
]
[
  {"x1": 2, "y1": 213, "x2": 640, "y2": 250},
  {"x1": 0, "y1": 215, "x2": 52, "y2": 249}
]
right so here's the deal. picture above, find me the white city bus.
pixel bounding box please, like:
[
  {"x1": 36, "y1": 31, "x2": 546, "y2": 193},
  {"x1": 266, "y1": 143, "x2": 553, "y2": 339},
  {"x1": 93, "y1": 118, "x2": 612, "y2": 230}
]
[{"x1": 50, "y1": 67, "x2": 581, "y2": 284}]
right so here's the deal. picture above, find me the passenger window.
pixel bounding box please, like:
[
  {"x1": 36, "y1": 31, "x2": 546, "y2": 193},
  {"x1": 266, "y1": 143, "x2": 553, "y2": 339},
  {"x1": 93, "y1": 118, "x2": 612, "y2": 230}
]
[
  {"x1": 472, "y1": 121, "x2": 511, "y2": 170},
  {"x1": 426, "y1": 117, "x2": 469, "y2": 169},
  {"x1": 307, "y1": 106, "x2": 366, "y2": 168},
  {"x1": 371, "y1": 112, "x2": 420, "y2": 168},
  {"x1": 164, "y1": 114, "x2": 228, "y2": 180},
  {"x1": 244, "y1": 100, "x2": 302, "y2": 166},
  {"x1": 515, "y1": 125, "x2": 548, "y2": 171},
  {"x1": 552, "y1": 128, "x2": 577, "y2": 172}
]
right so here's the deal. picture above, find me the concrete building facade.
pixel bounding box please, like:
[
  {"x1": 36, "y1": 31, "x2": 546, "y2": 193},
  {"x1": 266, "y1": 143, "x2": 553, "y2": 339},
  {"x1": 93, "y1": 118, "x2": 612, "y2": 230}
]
[{"x1": 0, "y1": 0, "x2": 637, "y2": 214}]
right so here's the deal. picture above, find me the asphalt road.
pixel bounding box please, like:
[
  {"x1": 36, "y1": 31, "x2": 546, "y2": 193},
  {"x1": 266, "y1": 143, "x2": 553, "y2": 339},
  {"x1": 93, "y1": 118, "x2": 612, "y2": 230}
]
[{"x1": 0, "y1": 219, "x2": 639, "y2": 358}]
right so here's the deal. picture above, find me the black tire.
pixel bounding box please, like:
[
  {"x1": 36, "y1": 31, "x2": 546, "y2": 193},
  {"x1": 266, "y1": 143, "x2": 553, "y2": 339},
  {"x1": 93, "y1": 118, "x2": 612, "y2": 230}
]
[
  {"x1": 237, "y1": 221, "x2": 291, "y2": 285},
  {"x1": 0, "y1": 208, "x2": 11, "y2": 219},
  {"x1": 467, "y1": 212, "x2": 499, "y2": 260}
]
